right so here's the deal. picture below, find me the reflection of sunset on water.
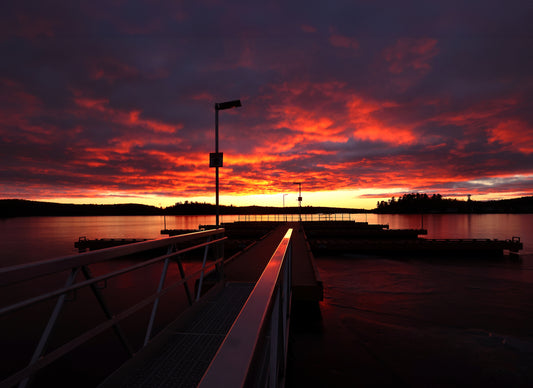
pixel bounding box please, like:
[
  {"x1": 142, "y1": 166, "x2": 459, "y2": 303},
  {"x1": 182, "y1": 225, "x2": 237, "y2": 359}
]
[{"x1": 291, "y1": 250, "x2": 533, "y2": 386}]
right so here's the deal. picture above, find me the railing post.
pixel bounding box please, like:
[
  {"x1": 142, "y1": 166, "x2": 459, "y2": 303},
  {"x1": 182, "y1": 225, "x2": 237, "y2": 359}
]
[
  {"x1": 196, "y1": 236, "x2": 212, "y2": 301},
  {"x1": 19, "y1": 267, "x2": 80, "y2": 388},
  {"x1": 144, "y1": 252, "x2": 171, "y2": 346},
  {"x1": 175, "y1": 255, "x2": 193, "y2": 306},
  {"x1": 218, "y1": 233, "x2": 225, "y2": 281},
  {"x1": 81, "y1": 266, "x2": 134, "y2": 357}
]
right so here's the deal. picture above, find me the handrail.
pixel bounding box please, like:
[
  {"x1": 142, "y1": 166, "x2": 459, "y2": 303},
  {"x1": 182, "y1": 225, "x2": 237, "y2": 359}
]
[
  {"x1": 0, "y1": 228, "x2": 224, "y2": 286},
  {"x1": 0, "y1": 229, "x2": 226, "y2": 388},
  {"x1": 0, "y1": 236, "x2": 226, "y2": 316},
  {"x1": 234, "y1": 213, "x2": 360, "y2": 222},
  {"x1": 198, "y1": 228, "x2": 293, "y2": 388}
]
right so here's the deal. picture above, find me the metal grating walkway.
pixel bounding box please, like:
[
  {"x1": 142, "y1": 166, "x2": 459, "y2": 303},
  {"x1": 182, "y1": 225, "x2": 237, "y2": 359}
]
[{"x1": 98, "y1": 282, "x2": 254, "y2": 388}]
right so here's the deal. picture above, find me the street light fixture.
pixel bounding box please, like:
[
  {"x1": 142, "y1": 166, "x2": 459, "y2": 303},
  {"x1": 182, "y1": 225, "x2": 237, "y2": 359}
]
[{"x1": 212, "y1": 99, "x2": 241, "y2": 227}]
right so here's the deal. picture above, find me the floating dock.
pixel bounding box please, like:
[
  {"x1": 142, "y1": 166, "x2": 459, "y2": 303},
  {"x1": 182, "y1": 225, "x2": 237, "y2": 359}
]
[
  {"x1": 136, "y1": 219, "x2": 524, "y2": 258},
  {"x1": 310, "y1": 237, "x2": 523, "y2": 256},
  {"x1": 75, "y1": 237, "x2": 152, "y2": 251},
  {"x1": 81, "y1": 219, "x2": 523, "y2": 258},
  {"x1": 301, "y1": 221, "x2": 522, "y2": 256},
  {"x1": 160, "y1": 228, "x2": 200, "y2": 236}
]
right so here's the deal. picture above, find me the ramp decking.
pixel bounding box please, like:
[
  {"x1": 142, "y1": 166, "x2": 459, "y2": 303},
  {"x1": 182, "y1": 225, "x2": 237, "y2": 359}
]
[
  {"x1": 224, "y1": 222, "x2": 323, "y2": 301},
  {"x1": 99, "y1": 222, "x2": 322, "y2": 387},
  {"x1": 98, "y1": 282, "x2": 254, "y2": 388}
]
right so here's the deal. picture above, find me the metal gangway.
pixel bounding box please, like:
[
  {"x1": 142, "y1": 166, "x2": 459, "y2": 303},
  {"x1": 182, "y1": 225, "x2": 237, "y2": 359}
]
[{"x1": 0, "y1": 227, "x2": 293, "y2": 387}]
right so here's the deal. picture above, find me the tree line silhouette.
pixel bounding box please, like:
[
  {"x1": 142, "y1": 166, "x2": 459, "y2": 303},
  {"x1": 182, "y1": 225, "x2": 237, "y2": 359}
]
[
  {"x1": 0, "y1": 199, "x2": 364, "y2": 218},
  {"x1": 1, "y1": 195, "x2": 532, "y2": 218},
  {"x1": 376, "y1": 193, "x2": 533, "y2": 213}
]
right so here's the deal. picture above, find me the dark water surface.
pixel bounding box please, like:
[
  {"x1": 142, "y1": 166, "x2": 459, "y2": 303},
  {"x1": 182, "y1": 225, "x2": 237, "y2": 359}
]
[
  {"x1": 288, "y1": 252, "x2": 533, "y2": 387},
  {"x1": 1, "y1": 214, "x2": 532, "y2": 386}
]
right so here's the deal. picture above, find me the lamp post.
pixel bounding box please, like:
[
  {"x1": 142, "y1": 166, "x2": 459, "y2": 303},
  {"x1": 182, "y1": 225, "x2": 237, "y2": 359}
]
[
  {"x1": 293, "y1": 182, "x2": 302, "y2": 222},
  {"x1": 283, "y1": 193, "x2": 288, "y2": 222},
  {"x1": 212, "y1": 99, "x2": 241, "y2": 227}
]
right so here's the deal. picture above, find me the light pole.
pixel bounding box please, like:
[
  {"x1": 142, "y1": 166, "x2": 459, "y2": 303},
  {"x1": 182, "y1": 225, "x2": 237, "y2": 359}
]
[
  {"x1": 293, "y1": 182, "x2": 302, "y2": 221},
  {"x1": 212, "y1": 99, "x2": 241, "y2": 227},
  {"x1": 283, "y1": 193, "x2": 288, "y2": 222}
]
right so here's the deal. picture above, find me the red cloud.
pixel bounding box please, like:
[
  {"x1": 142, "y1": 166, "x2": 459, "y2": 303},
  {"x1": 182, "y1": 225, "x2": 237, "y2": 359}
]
[
  {"x1": 0, "y1": 79, "x2": 58, "y2": 144},
  {"x1": 383, "y1": 38, "x2": 438, "y2": 74},
  {"x1": 265, "y1": 81, "x2": 419, "y2": 148},
  {"x1": 489, "y1": 120, "x2": 533, "y2": 154},
  {"x1": 347, "y1": 97, "x2": 416, "y2": 145},
  {"x1": 301, "y1": 24, "x2": 317, "y2": 33},
  {"x1": 89, "y1": 58, "x2": 140, "y2": 83},
  {"x1": 73, "y1": 94, "x2": 181, "y2": 134},
  {"x1": 431, "y1": 98, "x2": 518, "y2": 126},
  {"x1": 329, "y1": 28, "x2": 359, "y2": 49},
  {"x1": 428, "y1": 97, "x2": 532, "y2": 154}
]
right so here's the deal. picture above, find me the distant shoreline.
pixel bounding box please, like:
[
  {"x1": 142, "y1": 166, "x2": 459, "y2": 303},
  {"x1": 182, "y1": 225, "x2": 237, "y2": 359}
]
[
  {"x1": 1, "y1": 197, "x2": 532, "y2": 218},
  {"x1": 0, "y1": 199, "x2": 367, "y2": 218}
]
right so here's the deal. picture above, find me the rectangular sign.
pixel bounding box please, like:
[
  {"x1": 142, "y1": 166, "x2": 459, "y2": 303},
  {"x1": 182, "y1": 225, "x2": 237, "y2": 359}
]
[{"x1": 209, "y1": 152, "x2": 223, "y2": 167}]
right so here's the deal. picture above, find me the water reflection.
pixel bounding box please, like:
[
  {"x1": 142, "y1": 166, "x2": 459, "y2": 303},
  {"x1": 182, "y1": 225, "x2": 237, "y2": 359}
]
[
  {"x1": 1, "y1": 214, "x2": 532, "y2": 267},
  {"x1": 288, "y1": 254, "x2": 533, "y2": 387},
  {"x1": 369, "y1": 214, "x2": 533, "y2": 253}
]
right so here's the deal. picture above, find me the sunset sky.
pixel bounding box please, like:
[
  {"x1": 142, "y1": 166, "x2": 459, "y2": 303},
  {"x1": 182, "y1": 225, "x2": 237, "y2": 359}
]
[{"x1": 1, "y1": 1, "x2": 532, "y2": 209}]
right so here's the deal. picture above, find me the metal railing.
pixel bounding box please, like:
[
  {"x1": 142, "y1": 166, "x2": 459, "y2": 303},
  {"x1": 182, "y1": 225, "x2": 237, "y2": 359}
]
[
  {"x1": 234, "y1": 213, "x2": 361, "y2": 222},
  {"x1": 0, "y1": 229, "x2": 226, "y2": 388},
  {"x1": 198, "y1": 228, "x2": 293, "y2": 388}
]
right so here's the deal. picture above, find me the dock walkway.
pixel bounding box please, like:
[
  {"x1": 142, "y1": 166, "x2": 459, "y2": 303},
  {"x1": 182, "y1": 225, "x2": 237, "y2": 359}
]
[
  {"x1": 98, "y1": 282, "x2": 253, "y2": 387},
  {"x1": 224, "y1": 222, "x2": 322, "y2": 300},
  {"x1": 99, "y1": 222, "x2": 322, "y2": 387}
]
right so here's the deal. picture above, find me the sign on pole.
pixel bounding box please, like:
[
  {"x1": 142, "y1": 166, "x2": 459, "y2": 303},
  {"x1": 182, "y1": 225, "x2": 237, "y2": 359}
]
[{"x1": 210, "y1": 152, "x2": 223, "y2": 168}]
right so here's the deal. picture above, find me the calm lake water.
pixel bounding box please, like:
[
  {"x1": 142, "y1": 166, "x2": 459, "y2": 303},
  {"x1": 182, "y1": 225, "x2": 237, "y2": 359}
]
[
  {"x1": 1, "y1": 214, "x2": 532, "y2": 387},
  {"x1": 1, "y1": 213, "x2": 532, "y2": 266}
]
